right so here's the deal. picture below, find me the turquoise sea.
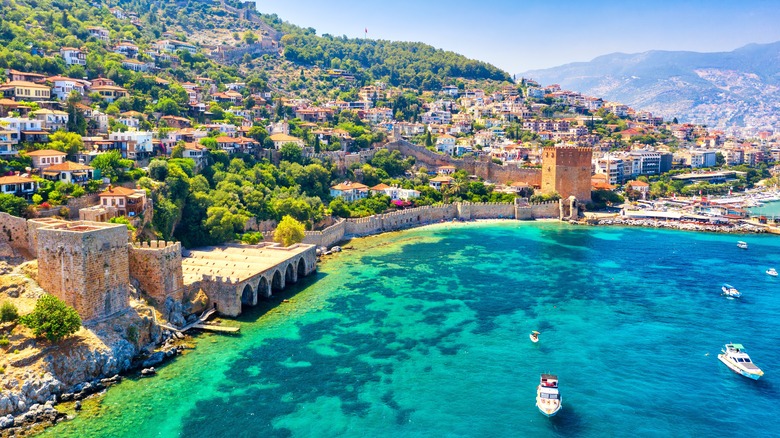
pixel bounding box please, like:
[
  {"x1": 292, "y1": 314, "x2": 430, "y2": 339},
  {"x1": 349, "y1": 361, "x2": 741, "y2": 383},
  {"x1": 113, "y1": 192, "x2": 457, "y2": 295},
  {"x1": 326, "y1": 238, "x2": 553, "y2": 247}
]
[
  {"x1": 750, "y1": 200, "x2": 780, "y2": 218},
  {"x1": 43, "y1": 222, "x2": 780, "y2": 437}
]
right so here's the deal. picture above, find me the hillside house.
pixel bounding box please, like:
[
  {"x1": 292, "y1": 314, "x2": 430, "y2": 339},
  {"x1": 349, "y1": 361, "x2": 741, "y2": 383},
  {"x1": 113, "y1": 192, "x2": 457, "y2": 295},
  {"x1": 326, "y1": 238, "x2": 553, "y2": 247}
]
[
  {"x1": 330, "y1": 182, "x2": 369, "y2": 202},
  {"x1": 0, "y1": 175, "x2": 38, "y2": 198},
  {"x1": 42, "y1": 161, "x2": 95, "y2": 185},
  {"x1": 60, "y1": 47, "x2": 87, "y2": 66},
  {"x1": 98, "y1": 185, "x2": 147, "y2": 217},
  {"x1": 0, "y1": 81, "x2": 51, "y2": 101}
]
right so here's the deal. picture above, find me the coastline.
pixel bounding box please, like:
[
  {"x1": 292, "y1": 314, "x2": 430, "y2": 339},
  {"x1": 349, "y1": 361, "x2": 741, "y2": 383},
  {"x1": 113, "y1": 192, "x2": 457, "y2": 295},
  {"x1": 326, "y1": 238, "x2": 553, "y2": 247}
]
[{"x1": 12, "y1": 214, "x2": 774, "y2": 435}]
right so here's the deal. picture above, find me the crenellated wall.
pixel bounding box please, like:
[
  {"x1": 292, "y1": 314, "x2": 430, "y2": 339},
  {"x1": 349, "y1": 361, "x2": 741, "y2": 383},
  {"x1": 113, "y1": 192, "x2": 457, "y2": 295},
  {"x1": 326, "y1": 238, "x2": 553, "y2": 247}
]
[{"x1": 129, "y1": 240, "x2": 184, "y2": 305}]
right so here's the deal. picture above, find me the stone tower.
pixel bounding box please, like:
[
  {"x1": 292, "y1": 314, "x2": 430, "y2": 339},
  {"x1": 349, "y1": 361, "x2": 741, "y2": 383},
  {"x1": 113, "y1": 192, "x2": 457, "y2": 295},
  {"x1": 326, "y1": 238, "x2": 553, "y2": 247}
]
[
  {"x1": 541, "y1": 146, "x2": 593, "y2": 202},
  {"x1": 36, "y1": 221, "x2": 130, "y2": 321},
  {"x1": 128, "y1": 240, "x2": 184, "y2": 305}
]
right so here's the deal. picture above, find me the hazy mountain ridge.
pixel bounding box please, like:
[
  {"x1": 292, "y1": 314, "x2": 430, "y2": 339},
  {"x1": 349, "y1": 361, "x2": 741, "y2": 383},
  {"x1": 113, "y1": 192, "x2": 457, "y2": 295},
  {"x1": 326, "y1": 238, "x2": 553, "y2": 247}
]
[{"x1": 521, "y1": 42, "x2": 780, "y2": 130}]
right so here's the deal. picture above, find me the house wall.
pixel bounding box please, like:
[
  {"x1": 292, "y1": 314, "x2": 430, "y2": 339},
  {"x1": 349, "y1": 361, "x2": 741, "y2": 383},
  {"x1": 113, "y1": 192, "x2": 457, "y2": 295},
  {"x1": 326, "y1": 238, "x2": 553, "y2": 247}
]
[
  {"x1": 129, "y1": 240, "x2": 184, "y2": 305},
  {"x1": 36, "y1": 223, "x2": 130, "y2": 321}
]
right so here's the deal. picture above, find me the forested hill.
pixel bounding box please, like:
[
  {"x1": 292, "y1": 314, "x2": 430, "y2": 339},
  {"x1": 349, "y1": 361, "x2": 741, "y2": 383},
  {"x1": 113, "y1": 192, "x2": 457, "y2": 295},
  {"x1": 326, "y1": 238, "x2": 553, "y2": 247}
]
[
  {"x1": 257, "y1": 13, "x2": 513, "y2": 89},
  {"x1": 277, "y1": 32, "x2": 513, "y2": 89}
]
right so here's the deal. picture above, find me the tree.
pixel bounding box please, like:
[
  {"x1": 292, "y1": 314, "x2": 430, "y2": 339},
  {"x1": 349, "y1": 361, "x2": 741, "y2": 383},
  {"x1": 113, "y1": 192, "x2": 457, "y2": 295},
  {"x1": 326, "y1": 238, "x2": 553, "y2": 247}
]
[
  {"x1": 0, "y1": 193, "x2": 28, "y2": 217},
  {"x1": 274, "y1": 215, "x2": 305, "y2": 247},
  {"x1": 280, "y1": 142, "x2": 303, "y2": 164},
  {"x1": 20, "y1": 294, "x2": 82, "y2": 342},
  {"x1": 715, "y1": 152, "x2": 725, "y2": 167},
  {"x1": 148, "y1": 159, "x2": 169, "y2": 181},
  {"x1": 90, "y1": 150, "x2": 133, "y2": 182},
  {"x1": 243, "y1": 31, "x2": 258, "y2": 45},
  {"x1": 46, "y1": 131, "x2": 83, "y2": 157},
  {"x1": 66, "y1": 99, "x2": 87, "y2": 135}
]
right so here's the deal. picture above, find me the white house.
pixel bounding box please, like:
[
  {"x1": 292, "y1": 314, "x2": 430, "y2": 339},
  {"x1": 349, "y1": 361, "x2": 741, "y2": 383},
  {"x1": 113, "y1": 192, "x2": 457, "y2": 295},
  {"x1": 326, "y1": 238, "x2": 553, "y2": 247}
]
[
  {"x1": 330, "y1": 181, "x2": 369, "y2": 202},
  {"x1": 42, "y1": 161, "x2": 94, "y2": 185},
  {"x1": 32, "y1": 109, "x2": 69, "y2": 131},
  {"x1": 435, "y1": 134, "x2": 457, "y2": 155},
  {"x1": 60, "y1": 47, "x2": 86, "y2": 66},
  {"x1": 269, "y1": 133, "x2": 304, "y2": 150},
  {"x1": 0, "y1": 175, "x2": 38, "y2": 198},
  {"x1": 109, "y1": 131, "x2": 153, "y2": 159},
  {"x1": 25, "y1": 149, "x2": 66, "y2": 170},
  {"x1": 47, "y1": 76, "x2": 88, "y2": 100}
]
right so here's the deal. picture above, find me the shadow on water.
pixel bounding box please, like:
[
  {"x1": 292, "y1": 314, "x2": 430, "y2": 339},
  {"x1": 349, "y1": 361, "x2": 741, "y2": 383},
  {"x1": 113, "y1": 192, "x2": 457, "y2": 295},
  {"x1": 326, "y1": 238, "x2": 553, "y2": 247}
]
[
  {"x1": 547, "y1": 403, "x2": 585, "y2": 437},
  {"x1": 234, "y1": 270, "x2": 327, "y2": 324}
]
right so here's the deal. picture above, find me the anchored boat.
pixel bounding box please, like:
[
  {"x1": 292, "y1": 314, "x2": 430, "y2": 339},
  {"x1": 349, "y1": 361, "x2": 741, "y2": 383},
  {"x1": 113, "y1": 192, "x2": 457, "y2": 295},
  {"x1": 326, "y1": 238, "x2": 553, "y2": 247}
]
[
  {"x1": 721, "y1": 283, "x2": 741, "y2": 298},
  {"x1": 718, "y1": 343, "x2": 764, "y2": 380},
  {"x1": 535, "y1": 374, "x2": 562, "y2": 417},
  {"x1": 737, "y1": 241, "x2": 748, "y2": 249},
  {"x1": 767, "y1": 268, "x2": 778, "y2": 277}
]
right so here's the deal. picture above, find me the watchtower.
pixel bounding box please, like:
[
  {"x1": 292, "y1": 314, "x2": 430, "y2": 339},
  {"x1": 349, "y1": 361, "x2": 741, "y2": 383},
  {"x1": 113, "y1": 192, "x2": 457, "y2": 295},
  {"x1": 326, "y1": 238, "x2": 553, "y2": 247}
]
[
  {"x1": 36, "y1": 221, "x2": 130, "y2": 321},
  {"x1": 541, "y1": 146, "x2": 593, "y2": 202}
]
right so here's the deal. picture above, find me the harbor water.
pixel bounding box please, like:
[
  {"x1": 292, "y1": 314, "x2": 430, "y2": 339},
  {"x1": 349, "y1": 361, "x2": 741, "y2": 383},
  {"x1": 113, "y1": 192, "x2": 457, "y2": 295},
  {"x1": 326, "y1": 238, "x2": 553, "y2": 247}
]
[{"x1": 43, "y1": 222, "x2": 780, "y2": 437}]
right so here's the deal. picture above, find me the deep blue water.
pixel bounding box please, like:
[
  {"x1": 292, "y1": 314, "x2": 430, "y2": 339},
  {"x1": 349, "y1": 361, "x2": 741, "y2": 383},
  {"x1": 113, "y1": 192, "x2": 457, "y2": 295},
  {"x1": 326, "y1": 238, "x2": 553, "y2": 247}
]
[{"x1": 43, "y1": 222, "x2": 780, "y2": 437}]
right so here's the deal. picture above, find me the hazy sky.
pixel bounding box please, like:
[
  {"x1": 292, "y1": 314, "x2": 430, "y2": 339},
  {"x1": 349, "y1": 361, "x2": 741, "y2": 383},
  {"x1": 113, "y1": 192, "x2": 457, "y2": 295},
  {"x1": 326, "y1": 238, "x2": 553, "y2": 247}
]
[{"x1": 255, "y1": 0, "x2": 780, "y2": 73}]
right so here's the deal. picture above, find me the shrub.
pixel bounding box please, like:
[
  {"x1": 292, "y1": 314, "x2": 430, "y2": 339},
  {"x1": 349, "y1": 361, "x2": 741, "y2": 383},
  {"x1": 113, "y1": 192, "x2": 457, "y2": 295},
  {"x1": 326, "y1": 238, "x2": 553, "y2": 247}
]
[
  {"x1": 0, "y1": 301, "x2": 19, "y2": 323},
  {"x1": 126, "y1": 325, "x2": 138, "y2": 344},
  {"x1": 19, "y1": 294, "x2": 82, "y2": 342},
  {"x1": 0, "y1": 336, "x2": 9, "y2": 347}
]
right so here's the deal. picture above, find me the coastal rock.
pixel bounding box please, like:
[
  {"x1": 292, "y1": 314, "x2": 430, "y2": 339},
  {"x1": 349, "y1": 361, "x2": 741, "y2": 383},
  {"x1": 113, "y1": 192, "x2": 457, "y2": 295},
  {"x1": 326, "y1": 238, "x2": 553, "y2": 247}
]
[
  {"x1": 74, "y1": 400, "x2": 81, "y2": 411},
  {"x1": 0, "y1": 414, "x2": 13, "y2": 429},
  {"x1": 142, "y1": 352, "x2": 165, "y2": 368}
]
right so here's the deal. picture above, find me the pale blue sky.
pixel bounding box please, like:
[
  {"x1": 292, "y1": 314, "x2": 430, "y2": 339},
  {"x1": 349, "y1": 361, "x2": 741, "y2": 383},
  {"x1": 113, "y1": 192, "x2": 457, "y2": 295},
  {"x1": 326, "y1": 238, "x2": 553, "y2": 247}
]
[{"x1": 255, "y1": 0, "x2": 780, "y2": 73}]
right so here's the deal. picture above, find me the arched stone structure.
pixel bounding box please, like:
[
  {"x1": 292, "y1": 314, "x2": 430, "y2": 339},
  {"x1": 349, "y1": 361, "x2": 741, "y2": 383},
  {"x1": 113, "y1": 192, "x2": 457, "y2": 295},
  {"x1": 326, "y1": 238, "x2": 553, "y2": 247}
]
[
  {"x1": 271, "y1": 270, "x2": 283, "y2": 291},
  {"x1": 240, "y1": 283, "x2": 256, "y2": 306},
  {"x1": 297, "y1": 259, "x2": 306, "y2": 278},
  {"x1": 258, "y1": 276, "x2": 270, "y2": 298},
  {"x1": 285, "y1": 263, "x2": 296, "y2": 284}
]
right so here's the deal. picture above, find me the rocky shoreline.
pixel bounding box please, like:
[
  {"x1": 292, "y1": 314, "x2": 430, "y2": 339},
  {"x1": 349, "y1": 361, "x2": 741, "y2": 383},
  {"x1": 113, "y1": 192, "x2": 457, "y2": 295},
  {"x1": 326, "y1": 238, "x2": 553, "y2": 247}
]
[{"x1": 580, "y1": 217, "x2": 770, "y2": 233}]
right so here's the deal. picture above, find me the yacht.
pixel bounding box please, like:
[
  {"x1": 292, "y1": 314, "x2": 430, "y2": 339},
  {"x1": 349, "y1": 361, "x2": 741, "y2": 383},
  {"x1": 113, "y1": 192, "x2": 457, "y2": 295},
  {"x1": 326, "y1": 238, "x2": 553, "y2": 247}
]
[
  {"x1": 767, "y1": 268, "x2": 778, "y2": 277},
  {"x1": 535, "y1": 374, "x2": 562, "y2": 417},
  {"x1": 737, "y1": 241, "x2": 748, "y2": 249},
  {"x1": 718, "y1": 343, "x2": 764, "y2": 380},
  {"x1": 721, "y1": 284, "x2": 741, "y2": 298}
]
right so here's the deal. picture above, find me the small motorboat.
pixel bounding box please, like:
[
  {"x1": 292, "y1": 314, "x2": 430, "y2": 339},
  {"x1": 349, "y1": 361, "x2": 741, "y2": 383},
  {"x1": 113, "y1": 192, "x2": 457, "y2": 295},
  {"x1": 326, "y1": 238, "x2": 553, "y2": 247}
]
[
  {"x1": 737, "y1": 241, "x2": 748, "y2": 249},
  {"x1": 767, "y1": 268, "x2": 778, "y2": 277},
  {"x1": 536, "y1": 374, "x2": 561, "y2": 417},
  {"x1": 721, "y1": 283, "x2": 741, "y2": 298},
  {"x1": 718, "y1": 343, "x2": 764, "y2": 380},
  {"x1": 530, "y1": 331, "x2": 540, "y2": 343}
]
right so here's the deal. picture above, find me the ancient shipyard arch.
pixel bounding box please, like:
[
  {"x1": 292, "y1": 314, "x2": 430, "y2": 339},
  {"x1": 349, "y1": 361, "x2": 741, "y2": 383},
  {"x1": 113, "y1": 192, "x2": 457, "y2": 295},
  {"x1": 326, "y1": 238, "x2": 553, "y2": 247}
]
[{"x1": 181, "y1": 242, "x2": 317, "y2": 317}]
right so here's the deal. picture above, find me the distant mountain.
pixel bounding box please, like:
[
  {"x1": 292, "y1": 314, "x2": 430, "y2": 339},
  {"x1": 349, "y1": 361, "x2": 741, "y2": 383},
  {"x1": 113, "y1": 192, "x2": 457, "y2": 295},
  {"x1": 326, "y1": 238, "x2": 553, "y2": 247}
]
[{"x1": 521, "y1": 42, "x2": 780, "y2": 130}]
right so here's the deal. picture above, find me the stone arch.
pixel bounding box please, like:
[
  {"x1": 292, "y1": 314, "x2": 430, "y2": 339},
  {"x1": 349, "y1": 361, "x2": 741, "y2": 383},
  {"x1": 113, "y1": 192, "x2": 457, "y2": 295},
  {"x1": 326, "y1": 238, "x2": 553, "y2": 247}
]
[
  {"x1": 258, "y1": 275, "x2": 270, "y2": 298},
  {"x1": 285, "y1": 262, "x2": 296, "y2": 284},
  {"x1": 271, "y1": 270, "x2": 283, "y2": 291},
  {"x1": 240, "y1": 283, "x2": 255, "y2": 306},
  {"x1": 297, "y1": 258, "x2": 306, "y2": 278}
]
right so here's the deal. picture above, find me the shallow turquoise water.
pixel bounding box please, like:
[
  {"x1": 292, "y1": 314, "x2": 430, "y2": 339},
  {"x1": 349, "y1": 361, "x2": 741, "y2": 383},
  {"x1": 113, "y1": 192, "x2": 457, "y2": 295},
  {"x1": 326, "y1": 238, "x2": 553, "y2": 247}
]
[
  {"x1": 750, "y1": 200, "x2": 780, "y2": 218},
  {"x1": 43, "y1": 222, "x2": 780, "y2": 437}
]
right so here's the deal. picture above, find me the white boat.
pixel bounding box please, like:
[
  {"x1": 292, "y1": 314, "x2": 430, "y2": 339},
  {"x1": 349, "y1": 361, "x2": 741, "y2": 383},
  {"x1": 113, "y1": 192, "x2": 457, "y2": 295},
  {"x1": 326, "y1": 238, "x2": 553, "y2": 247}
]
[
  {"x1": 530, "y1": 331, "x2": 540, "y2": 343},
  {"x1": 536, "y1": 374, "x2": 561, "y2": 417},
  {"x1": 718, "y1": 343, "x2": 764, "y2": 380},
  {"x1": 767, "y1": 268, "x2": 778, "y2": 277},
  {"x1": 721, "y1": 283, "x2": 741, "y2": 298},
  {"x1": 737, "y1": 241, "x2": 748, "y2": 249}
]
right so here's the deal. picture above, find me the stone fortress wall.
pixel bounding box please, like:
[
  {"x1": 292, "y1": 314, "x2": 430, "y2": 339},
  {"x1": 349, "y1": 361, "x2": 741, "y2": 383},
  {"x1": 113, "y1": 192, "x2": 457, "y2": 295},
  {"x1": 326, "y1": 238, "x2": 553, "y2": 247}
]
[
  {"x1": 385, "y1": 140, "x2": 543, "y2": 186},
  {"x1": 129, "y1": 240, "x2": 184, "y2": 305},
  {"x1": 0, "y1": 212, "x2": 31, "y2": 258},
  {"x1": 36, "y1": 222, "x2": 130, "y2": 321},
  {"x1": 266, "y1": 201, "x2": 566, "y2": 248}
]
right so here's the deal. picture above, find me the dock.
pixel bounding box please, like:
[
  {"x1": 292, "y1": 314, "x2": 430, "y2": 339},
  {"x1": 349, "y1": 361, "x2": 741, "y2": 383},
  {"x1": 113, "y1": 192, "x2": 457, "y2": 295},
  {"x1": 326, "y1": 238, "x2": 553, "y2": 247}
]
[
  {"x1": 192, "y1": 323, "x2": 240, "y2": 333},
  {"x1": 158, "y1": 308, "x2": 240, "y2": 334}
]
